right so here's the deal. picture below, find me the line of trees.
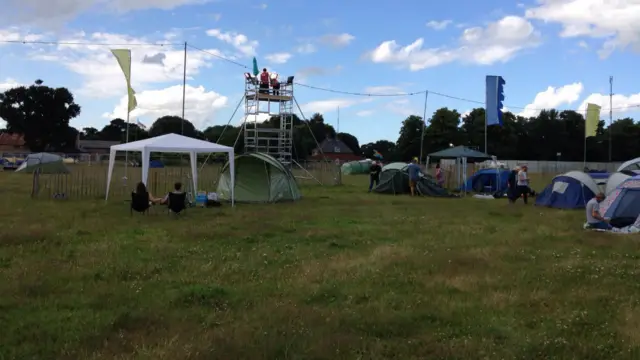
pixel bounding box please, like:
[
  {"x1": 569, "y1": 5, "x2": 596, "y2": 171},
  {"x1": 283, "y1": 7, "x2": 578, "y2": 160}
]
[{"x1": 1, "y1": 80, "x2": 639, "y2": 162}]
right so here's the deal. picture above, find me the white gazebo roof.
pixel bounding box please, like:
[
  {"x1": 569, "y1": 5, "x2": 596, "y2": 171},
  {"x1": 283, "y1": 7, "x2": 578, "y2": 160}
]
[
  {"x1": 106, "y1": 133, "x2": 235, "y2": 205},
  {"x1": 111, "y1": 133, "x2": 232, "y2": 153}
]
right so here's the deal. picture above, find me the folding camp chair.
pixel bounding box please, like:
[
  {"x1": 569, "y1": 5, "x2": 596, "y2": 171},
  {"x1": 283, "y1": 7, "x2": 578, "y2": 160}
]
[
  {"x1": 167, "y1": 192, "x2": 187, "y2": 215},
  {"x1": 131, "y1": 192, "x2": 151, "y2": 215}
]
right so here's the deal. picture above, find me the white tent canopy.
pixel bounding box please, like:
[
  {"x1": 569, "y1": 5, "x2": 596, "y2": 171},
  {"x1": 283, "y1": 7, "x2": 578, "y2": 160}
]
[
  {"x1": 105, "y1": 133, "x2": 235, "y2": 205},
  {"x1": 618, "y1": 157, "x2": 640, "y2": 172}
]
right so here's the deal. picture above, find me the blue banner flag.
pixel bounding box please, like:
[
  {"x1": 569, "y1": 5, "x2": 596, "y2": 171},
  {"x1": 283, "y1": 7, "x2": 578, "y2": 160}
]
[{"x1": 485, "y1": 75, "x2": 505, "y2": 127}]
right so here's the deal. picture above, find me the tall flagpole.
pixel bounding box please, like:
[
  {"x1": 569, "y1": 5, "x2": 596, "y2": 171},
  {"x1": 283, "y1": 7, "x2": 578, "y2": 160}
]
[
  {"x1": 419, "y1": 91, "x2": 428, "y2": 164},
  {"x1": 337, "y1": 106, "x2": 340, "y2": 134},
  {"x1": 124, "y1": 51, "x2": 131, "y2": 179},
  {"x1": 609, "y1": 76, "x2": 613, "y2": 162},
  {"x1": 181, "y1": 41, "x2": 187, "y2": 135}
]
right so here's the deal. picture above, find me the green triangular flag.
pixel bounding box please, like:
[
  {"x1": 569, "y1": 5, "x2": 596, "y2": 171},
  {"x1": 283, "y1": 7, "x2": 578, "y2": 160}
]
[{"x1": 252, "y1": 57, "x2": 259, "y2": 76}]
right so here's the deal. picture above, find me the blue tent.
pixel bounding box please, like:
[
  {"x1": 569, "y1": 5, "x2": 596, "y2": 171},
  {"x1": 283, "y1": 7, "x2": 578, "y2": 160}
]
[
  {"x1": 599, "y1": 176, "x2": 640, "y2": 227},
  {"x1": 535, "y1": 171, "x2": 600, "y2": 209},
  {"x1": 149, "y1": 160, "x2": 164, "y2": 168},
  {"x1": 461, "y1": 168, "x2": 511, "y2": 192}
]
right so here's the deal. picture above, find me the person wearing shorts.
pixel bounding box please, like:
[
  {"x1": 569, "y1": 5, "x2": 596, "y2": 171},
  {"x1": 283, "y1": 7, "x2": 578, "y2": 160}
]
[{"x1": 407, "y1": 158, "x2": 421, "y2": 196}]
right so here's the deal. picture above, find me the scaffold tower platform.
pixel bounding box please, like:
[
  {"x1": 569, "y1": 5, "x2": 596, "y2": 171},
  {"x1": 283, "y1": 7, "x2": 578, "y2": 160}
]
[{"x1": 243, "y1": 75, "x2": 294, "y2": 166}]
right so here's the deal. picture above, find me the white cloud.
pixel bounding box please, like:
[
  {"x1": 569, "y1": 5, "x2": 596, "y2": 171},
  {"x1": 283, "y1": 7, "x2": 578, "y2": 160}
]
[
  {"x1": 319, "y1": 33, "x2": 355, "y2": 48},
  {"x1": 578, "y1": 40, "x2": 588, "y2": 49},
  {"x1": 364, "y1": 85, "x2": 405, "y2": 95},
  {"x1": 206, "y1": 29, "x2": 258, "y2": 57},
  {"x1": 301, "y1": 98, "x2": 362, "y2": 113},
  {"x1": 426, "y1": 20, "x2": 452, "y2": 30},
  {"x1": 3, "y1": 0, "x2": 213, "y2": 26},
  {"x1": 460, "y1": 110, "x2": 471, "y2": 118},
  {"x1": 257, "y1": 3, "x2": 267, "y2": 9},
  {"x1": 356, "y1": 110, "x2": 374, "y2": 117},
  {"x1": 525, "y1": 0, "x2": 640, "y2": 58},
  {"x1": 23, "y1": 31, "x2": 220, "y2": 99},
  {"x1": 295, "y1": 43, "x2": 316, "y2": 54},
  {"x1": 0, "y1": 78, "x2": 22, "y2": 91},
  {"x1": 518, "y1": 82, "x2": 584, "y2": 118},
  {"x1": 105, "y1": 84, "x2": 228, "y2": 129},
  {"x1": 265, "y1": 52, "x2": 292, "y2": 64},
  {"x1": 366, "y1": 15, "x2": 540, "y2": 70},
  {"x1": 0, "y1": 27, "x2": 44, "y2": 43},
  {"x1": 385, "y1": 98, "x2": 416, "y2": 117},
  {"x1": 577, "y1": 93, "x2": 640, "y2": 115}
]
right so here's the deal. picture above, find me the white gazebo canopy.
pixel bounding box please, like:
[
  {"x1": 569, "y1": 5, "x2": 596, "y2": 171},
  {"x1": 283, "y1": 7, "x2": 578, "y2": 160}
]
[{"x1": 105, "y1": 133, "x2": 235, "y2": 205}]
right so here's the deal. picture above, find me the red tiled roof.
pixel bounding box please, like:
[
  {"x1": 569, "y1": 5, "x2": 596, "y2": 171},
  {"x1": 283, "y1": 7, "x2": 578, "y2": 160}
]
[{"x1": 0, "y1": 133, "x2": 25, "y2": 146}]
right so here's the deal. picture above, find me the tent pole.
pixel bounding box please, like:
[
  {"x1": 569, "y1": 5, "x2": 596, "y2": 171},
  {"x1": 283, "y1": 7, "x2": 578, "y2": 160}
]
[
  {"x1": 124, "y1": 100, "x2": 130, "y2": 181},
  {"x1": 181, "y1": 41, "x2": 187, "y2": 134},
  {"x1": 419, "y1": 91, "x2": 428, "y2": 164}
]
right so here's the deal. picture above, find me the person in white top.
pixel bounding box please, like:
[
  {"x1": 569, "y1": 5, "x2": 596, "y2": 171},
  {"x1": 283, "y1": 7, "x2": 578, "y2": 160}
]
[
  {"x1": 585, "y1": 193, "x2": 611, "y2": 230},
  {"x1": 516, "y1": 165, "x2": 530, "y2": 204}
]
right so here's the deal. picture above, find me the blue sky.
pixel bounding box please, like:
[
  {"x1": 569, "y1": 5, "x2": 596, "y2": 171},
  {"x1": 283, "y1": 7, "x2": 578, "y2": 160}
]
[{"x1": 1, "y1": 0, "x2": 640, "y2": 143}]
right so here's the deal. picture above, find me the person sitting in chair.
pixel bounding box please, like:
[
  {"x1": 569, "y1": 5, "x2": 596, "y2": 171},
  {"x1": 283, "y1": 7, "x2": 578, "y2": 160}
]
[
  {"x1": 157, "y1": 182, "x2": 184, "y2": 205},
  {"x1": 131, "y1": 182, "x2": 159, "y2": 214}
]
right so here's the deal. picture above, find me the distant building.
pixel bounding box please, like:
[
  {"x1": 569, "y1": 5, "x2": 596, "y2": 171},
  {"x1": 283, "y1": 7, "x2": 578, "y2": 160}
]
[
  {"x1": 76, "y1": 140, "x2": 120, "y2": 154},
  {"x1": 0, "y1": 133, "x2": 28, "y2": 153},
  {"x1": 308, "y1": 138, "x2": 362, "y2": 161}
]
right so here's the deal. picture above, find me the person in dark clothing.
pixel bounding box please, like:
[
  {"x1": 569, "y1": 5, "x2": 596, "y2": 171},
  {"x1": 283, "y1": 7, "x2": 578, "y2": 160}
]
[
  {"x1": 507, "y1": 167, "x2": 518, "y2": 203},
  {"x1": 368, "y1": 161, "x2": 382, "y2": 192}
]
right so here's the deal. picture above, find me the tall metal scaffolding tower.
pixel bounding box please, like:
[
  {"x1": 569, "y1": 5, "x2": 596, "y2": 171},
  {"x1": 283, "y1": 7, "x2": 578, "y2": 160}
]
[{"x1": 243, "y1": 75, "x2": 294, "y2": 166}]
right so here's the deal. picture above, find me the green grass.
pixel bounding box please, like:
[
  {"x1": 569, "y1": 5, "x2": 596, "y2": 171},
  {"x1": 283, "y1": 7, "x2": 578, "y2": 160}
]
[{"x1": 2, "y1": 169, "x2": 640, "y2": 359}]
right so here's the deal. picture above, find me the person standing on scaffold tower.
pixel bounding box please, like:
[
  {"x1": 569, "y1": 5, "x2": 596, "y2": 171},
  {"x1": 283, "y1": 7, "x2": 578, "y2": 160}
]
[{"x1": 259, "y1": 68, "x2": 270, "y2": 94}]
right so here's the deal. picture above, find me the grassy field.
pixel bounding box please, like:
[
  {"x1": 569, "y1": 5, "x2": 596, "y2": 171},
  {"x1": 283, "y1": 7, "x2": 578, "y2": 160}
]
[{"x1": 2, "y1": 169, "x2": 640, "y2": 359}]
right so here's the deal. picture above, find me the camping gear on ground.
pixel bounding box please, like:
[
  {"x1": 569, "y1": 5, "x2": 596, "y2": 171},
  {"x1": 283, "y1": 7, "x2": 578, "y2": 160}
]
[
  {"x1": 195, "y1": 191, "x2": 208, "y2": 207},
  {"x1": 535, "y1": 171, "x2": 600, "y2": 209},
  {"x1": 15, "y1": 153, "x2": 69, "y2": 174},
  {"x1": 216, "y1": 152, "x2": 301, "y2": 203}
]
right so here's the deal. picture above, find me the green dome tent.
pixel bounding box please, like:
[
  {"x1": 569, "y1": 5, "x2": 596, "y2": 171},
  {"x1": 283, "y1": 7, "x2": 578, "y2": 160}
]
[
  {"x1": 15, "y1": 153, "x2": 70, "y2": 174},
  {"x1": 341, "y1": 159, "x2": 372, "y2": 175},
  {"x1": 374, "y1": 163, "x2": 454, "y2": 197},
  {"x1": 216, "y1": 153, "x2": 301, "y2": 203}
]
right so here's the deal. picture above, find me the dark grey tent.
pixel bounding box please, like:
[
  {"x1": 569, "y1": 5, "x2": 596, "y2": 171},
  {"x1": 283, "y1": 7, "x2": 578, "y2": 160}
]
[
  {"x1": 374, "y1": 164, "x2": 456, "y2": 197},
  {"x1": 428, "y1": 146, "x2": 492, "y2": 160}
]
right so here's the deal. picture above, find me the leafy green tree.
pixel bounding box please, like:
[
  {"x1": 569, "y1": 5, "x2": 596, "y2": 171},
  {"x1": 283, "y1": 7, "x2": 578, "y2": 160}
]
[
  {"x1": 149, "y1": 116, "x2": 198, "y2": 138},
  {"x1": 0, "y1": 79, "x2": 81, "y2": 151}
]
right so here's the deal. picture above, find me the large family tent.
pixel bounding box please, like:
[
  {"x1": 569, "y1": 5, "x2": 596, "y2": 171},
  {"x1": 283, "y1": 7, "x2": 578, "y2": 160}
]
[
  {"x1": 535, "y1": 171, "x2": 599, "y2": 209},
  {"x1": 617, "y1": 157, "x2": 640, "y2": 172},
  {"x1": 374, "y1": 164, "x2": 453, "y2": 197},
  {"x1": 461, "y1": 168, "x2": 511, "y2": 192},
  {"x1": 599, "y1": 175, "x2": 640, "y2": 228},
  {"x1": 217, "y1": 152, "x2": 301, "y2": 203},
  {"x1": 341, "y1": 159, "x2": 372, "y2": 175},
  {"x1": 15, "y1": 153, "x2": 70, "y2": 174},
  {"x1": 605, "y1": 171, "x2": 632, "y2": 195}
]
